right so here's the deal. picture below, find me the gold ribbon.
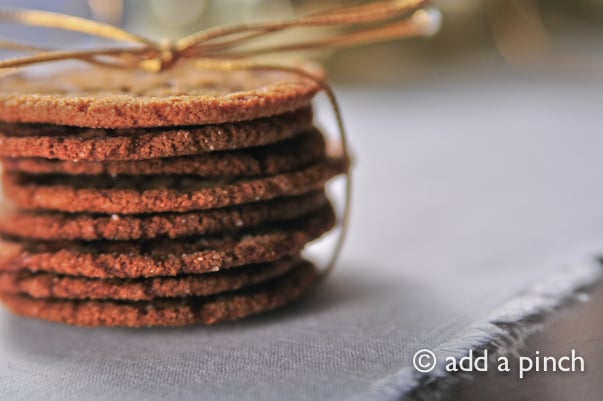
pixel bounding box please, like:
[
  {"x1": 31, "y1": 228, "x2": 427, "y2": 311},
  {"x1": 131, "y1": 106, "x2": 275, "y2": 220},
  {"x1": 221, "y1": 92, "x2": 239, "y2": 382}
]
[{"x1": 0, "y1": 0, "x2": 441, "y2": 280}]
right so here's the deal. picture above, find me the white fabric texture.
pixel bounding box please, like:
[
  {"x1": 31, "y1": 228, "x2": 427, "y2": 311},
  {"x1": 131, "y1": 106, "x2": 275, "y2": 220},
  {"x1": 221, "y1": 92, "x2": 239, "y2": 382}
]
[{"x1": 1, "y1": 78, "x2": 603, "y2": 400}]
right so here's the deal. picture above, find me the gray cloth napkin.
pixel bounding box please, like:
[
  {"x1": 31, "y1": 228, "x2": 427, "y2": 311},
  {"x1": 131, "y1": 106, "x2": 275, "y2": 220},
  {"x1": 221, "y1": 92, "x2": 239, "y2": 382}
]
[{"x1": 2, "y1": 78, "x2": 603, "y2": 401}]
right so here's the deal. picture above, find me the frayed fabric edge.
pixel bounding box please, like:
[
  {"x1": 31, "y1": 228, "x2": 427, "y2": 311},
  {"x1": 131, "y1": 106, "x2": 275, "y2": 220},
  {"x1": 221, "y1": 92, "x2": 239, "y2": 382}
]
[{"x1": 350, "y1": 247, "x2": 603, "y2": 401}]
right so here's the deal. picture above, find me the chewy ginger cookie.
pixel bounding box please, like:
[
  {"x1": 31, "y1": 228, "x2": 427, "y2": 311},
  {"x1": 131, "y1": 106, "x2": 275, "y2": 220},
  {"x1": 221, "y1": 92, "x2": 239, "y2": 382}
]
[
  {"x1": 0, "y1": 256, "x2": 302, "y2": 301},
  {"x1": 0, "y1": 191, "x2": 328, "y2": 241},
  {"x1": 0, "y1": 108, "x2": 313, "y2": 161},
  {"x1": 0, "y1": 61, "x2": 324, "y2": 128},
  {"x1": 2, "y1": 158, "x2": 346, "y2": 214},
  {"x1": 0, "y1": 129, "x2": 325, "y2": 176},
  {"x1": 0, "y1": 261, "x2": 320, "y2": 327},
  {"x1": 0, "y1": 205, "x2": 334, "y2": 278}
]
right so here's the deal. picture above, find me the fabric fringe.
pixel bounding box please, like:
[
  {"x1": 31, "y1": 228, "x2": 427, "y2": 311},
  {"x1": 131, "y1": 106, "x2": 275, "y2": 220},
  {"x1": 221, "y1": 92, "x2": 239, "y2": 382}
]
[{"x1": 351, "y1": 249, "x2": 603, "y2": 401}]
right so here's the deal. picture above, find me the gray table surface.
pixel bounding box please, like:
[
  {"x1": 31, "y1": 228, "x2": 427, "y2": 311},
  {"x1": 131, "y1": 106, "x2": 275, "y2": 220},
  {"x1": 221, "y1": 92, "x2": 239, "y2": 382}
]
[{"x1": 2, "y1": 78, "x2": 603, "y2": 401}]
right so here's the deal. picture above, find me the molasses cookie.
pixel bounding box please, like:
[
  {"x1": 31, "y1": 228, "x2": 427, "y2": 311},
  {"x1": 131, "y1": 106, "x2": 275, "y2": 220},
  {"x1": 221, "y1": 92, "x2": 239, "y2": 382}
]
[
  {"x1": 0, "y1": 260, "x2": 319, "y2": 327},
  {"x1": 0, "y1": 257, "x2": 302, "y2": 301},
  {"x1": 0, "y1": 61, "x2": 324, "y2": 128},
  {"x1": 2, "y1": 158, "x2": 345, "y2": 214},
  {"x1": 0, "y1": 191, "x2": 328, "y2": 241},
  {"x1": 0, "y1": 108, "x2": 313, "y2": 161},
  {"x1": 0, "y1": 205, "x2": 334, "y2": 278},
  {"x1": 0, "y1": 129, "x2": 325, "y2": 176}
]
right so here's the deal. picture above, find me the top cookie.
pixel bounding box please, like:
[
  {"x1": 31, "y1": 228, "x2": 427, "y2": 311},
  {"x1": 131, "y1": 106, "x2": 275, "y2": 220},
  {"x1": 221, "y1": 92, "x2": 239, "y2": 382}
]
[{"x1": 0, "y1": 61, "x2": 324, "y2": 128}]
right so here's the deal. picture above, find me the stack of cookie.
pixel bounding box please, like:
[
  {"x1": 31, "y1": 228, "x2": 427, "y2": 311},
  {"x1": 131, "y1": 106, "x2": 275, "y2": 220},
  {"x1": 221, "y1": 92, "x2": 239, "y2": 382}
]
[{"x1": 0, "y1": 62, "x2": 345, "y2": 327}]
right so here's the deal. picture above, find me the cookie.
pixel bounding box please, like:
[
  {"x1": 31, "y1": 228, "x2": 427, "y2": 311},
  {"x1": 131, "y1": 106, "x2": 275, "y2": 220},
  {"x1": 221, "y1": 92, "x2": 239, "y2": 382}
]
[
  {"x1": 0, "y1": 191, "x2": 328, "y2": 241},
  {"x1": 0, "y1": 261, "x2": 319, "y2": 327},
  {"x1": 0, "y1": 108, "x2": 313, "y2": 161},
  {"x1": 2, "y1": 158, "x2": 346, "y2": 214},
  {"x1": 0, "y1": 129, "x2": 325, "y2": 176},
  {"x1": 0, "y1": 256, "x2": 301, "y2": 301},
  {"x1": 0, "y1": 205, "x2": 334, "y2": 278},
  {"x1": 0, "y1": 61, "x2": 324, "y2": 128}
]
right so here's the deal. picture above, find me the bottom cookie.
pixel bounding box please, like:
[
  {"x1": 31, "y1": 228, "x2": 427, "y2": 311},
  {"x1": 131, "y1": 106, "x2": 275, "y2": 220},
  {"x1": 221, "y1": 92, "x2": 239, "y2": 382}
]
[{"x1": 0, "y1": 261, "x2": 319, "y2": 327}]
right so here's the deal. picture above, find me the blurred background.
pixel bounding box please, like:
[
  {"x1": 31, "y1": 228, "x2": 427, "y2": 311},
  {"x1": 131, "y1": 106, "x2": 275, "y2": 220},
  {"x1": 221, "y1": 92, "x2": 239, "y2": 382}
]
[{"x1": 1, "y1": 0, "x2": 602, "y2": 84}]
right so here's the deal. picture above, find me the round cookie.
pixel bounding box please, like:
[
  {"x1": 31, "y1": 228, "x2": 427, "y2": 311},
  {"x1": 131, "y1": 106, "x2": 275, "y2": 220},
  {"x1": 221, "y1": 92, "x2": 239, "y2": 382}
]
[
  {"x1": 3, "y1": 158, "x2": 346, "y2": 214},
  {"x1": 0, "y1": 129, "x2": 325, "y2": 176},
  {"x1": 0, "y1": 205, "x2": 334, "y2": 278},
  {"x1": 0, "y1": 61, "x2": 324, "y2": 128},
  {"x1": 0, "y1": 108, "x2": 313, "y2": 161},
  {"x1": 0, "y1": 257, "x2": 301, "y2": 301},
  {"x1": 0, "y1": 261, "x2": 319, "y2": 327},
  {"x1": 0, "y1": 191, "x2": 328, "y2": 241}
]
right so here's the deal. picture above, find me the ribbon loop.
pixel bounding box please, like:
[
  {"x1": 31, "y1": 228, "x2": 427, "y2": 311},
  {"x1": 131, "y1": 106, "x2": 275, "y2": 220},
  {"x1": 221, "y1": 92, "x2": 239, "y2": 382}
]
[{"x1": 0, "y1": 1, "x2": 440, "y2": 71}]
